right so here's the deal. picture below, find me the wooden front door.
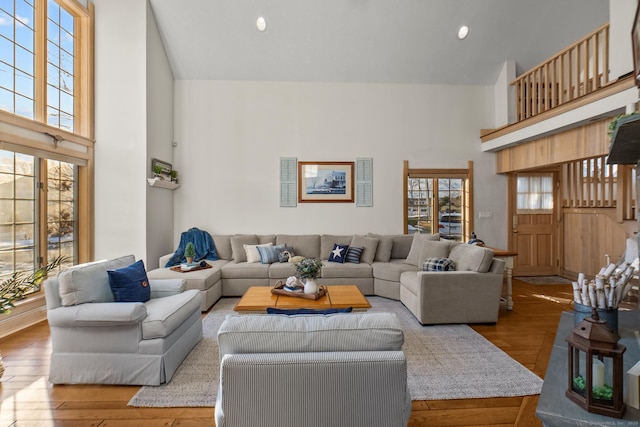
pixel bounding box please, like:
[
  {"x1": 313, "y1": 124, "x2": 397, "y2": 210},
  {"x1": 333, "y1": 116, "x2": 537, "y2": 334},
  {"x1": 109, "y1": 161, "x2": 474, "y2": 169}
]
[{"x1": 511, "y1": 172, "x2": 559, "y2": 276}]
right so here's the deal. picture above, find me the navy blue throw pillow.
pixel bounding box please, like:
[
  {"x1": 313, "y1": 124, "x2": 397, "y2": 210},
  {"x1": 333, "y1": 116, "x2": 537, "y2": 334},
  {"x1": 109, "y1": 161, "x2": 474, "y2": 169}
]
[
  {"x1": 345, "y1": 246, "x2": 364, "y2": 264},
  {"x1": 107, "y1": 259, "x2": 151, "y2": 302},
  {"x1": 328, "y1": 243, "x2": 349, "y2": 263},
  {"x1": 266, "y1": 307, "x2": 353, "y2": 315}
]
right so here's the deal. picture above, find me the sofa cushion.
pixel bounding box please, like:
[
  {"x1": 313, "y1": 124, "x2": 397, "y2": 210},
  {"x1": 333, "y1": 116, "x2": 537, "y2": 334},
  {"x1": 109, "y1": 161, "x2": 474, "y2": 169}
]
[
  {"x1": 275, "y1": 235, "x2": 321, "y2": 258},
  {"x1": 328, "y1": 243, "x2": 349, "y2": 263},
  {"x1": 147, "y1": 260, "x2": 224, "y2": 291},
  {"x1": 230, "y1": 235, "x2": 258, "y2": 262},
  {"x1": 221, "y1": 262, "x2": 271, "y2": 279},
  {"x1": 345, "y1": 246, "x2": 363, "y2": 263},
  {"x1": 321, "y1": 261, "x2": 373, "y2": 278},
  {"x1": 58, "y1": 255, "x2": 135, "y2": 306},
  {"x1": 107, "y1": 259, "x2": 151, "y2": 303},
  {"x1": 350, "y1": 235, "x2": 378, "y2": 264},
  {"x1": 423, "y1": 257, "x2": 456, "y2": 271},
  {"x1": 268, "y1": 262, "x2": 297, "y2": 279},
  {"x1": 142, "y1": 289, "x2": 201, "y2": 339},
  {"x1": 391, "y1": 234, "x2": 416, "y2": 259},
  {"x1": 244, "y1": 243, "x2": 272, "y2": 263},
  {"x1": 217, "y1": 312, "x2": 404, "y2": 357},
  {"x1": 405, "y1": 233, "x2": 441, "y2": 266},
  {"x1": 417, "y1": 240, "x2": 453, "y2": 268},
  {"x1": 399, "y1": 271, "x2": 420, "y2": 295},
  {"x1": 367, "y1": 233, "x2": 394, "y2": 262},
  {"x1": 212, "y1": 235, "x2": 233, "y2": 260},
  {"x1": 372, "y1": 260, "x2": 418, "y2": 282},
  {"x1": 321, "y1": 235, "x2": 353, "y2": 259},
  {"x1": 448, "y1": 244, "x2": 494, "y2": 273}
]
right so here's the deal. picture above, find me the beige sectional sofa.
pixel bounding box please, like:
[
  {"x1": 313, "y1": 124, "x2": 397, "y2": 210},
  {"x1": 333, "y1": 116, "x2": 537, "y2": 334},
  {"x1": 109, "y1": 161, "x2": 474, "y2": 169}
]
[{"x1": 147, "y1": 232, "x2": 505, "y2": 324}]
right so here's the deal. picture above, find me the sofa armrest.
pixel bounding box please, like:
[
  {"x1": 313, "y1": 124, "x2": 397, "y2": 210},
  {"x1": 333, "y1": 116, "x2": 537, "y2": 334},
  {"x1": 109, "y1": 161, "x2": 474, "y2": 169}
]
[
  {"x1": 159, "y1": 253, "x2": 174, "y2": 268},
  {"x1": 216, "y1": 351, "x2": 410, "y2": 427},
  {"x1": 412, "y1": 270, "x2": 503, "y2": 324},
  {"x1": 47, "y1": 302, "x2": 147, "y2": 327},
  {"x1": 149, "y1": 279, "x2": 185, "y2": 298},
  {"x1": 44, "y1": 278, "x2": 62, "y2": 310}
]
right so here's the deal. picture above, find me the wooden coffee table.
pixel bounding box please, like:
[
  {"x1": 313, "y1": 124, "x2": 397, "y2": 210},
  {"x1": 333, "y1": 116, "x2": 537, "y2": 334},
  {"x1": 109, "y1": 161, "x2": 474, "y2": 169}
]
[{"x1": 234, "y1": 285, "x2": 371, "y2": 312}]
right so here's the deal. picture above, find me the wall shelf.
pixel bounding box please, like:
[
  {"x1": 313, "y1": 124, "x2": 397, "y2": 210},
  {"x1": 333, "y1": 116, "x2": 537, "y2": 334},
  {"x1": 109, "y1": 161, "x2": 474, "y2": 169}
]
[{"x1": 147, "y1": 177, "x2": 180, "y2": 190}]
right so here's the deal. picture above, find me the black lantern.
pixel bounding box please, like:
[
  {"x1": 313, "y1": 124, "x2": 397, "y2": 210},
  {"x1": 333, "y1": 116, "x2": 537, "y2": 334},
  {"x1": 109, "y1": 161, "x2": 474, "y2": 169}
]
[{"x1": 565, "y1": 308, "x2": 626, "y2": 418}]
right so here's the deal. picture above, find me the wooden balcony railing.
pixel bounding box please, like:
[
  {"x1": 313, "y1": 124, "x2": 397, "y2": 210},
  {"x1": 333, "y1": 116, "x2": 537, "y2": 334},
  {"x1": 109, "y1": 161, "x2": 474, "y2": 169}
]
[
  {"x1": 562, "y1": 156, "x2": 636, "y2": 221},
  {"x1": 511, "y1": 23, "x2": 609, "y2": 122}
]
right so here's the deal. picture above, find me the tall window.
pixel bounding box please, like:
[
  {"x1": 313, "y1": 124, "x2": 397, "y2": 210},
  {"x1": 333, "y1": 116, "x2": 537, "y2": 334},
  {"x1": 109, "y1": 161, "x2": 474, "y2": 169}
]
[
  {"x1": 47, "y1": 0, "x2": 74, "y2": 131},
  {"x1": 404, "y1": 161, "x2": 473, "y2": 242},
  {"x1": 47, "y1": 159, "x2": 75, "y2": 262},
  {"x1": 0, "y1": 0, "x2": 88, "y2": 134},
  {"x1": 516, "y1": 174, "x2": 553, "y2": 214},
  {"x1": 0, "y1": 0, "x2": 36, "y2": 119},
  {"x1": 0, "y1": 149, "x2": 36, "y2": 274},
  {"x1": 0, "y1": 0, "x2": 90, "y2": 283},
  {"x1": 0, "y1": 149, "x2": 76, "y2": 283}
]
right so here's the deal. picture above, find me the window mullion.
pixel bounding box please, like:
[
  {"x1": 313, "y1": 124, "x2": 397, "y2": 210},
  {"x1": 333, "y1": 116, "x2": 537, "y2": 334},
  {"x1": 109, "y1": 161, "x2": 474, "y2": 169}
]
[
  {"x1": 37, "y1": 158, "x2": 47, "y2": 268},
  {"x1": 34, "y1": 0, "x2": 47, "y2": 123}
]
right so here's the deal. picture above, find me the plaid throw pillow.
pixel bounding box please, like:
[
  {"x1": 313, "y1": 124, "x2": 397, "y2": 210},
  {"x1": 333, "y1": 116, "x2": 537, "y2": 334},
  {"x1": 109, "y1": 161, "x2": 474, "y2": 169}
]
[{"x1": 423, "y1": 257, "x2": 456, "y2": 272}]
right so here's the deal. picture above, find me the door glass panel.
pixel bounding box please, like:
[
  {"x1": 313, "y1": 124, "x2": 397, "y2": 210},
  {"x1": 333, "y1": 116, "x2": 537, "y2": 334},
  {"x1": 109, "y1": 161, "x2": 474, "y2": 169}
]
[
  {"x1": 437, "y1": 178, "x2": 464, "y2": 241},
  {"x1": 407, "y1": 177, "x2": 433, "y2": 234}
]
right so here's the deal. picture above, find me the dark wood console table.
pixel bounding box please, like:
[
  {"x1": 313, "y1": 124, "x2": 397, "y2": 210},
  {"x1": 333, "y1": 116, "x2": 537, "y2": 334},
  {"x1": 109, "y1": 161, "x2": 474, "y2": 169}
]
[{"x1": 536, "y1": 310, "x2": 640, "y2": 426}]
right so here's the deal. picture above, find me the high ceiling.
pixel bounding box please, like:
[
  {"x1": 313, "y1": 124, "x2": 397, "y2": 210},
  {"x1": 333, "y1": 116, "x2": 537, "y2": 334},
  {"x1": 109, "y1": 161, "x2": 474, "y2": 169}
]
[{"x1": 148, "y1": 0, "x2": 610, "y2": 86}]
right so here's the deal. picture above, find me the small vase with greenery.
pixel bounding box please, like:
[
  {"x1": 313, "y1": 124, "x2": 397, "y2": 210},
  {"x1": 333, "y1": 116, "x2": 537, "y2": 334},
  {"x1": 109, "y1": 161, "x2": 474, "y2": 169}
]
[
  {"x1": 185, "y1": 242, "x2": 196, "y2": 264},
  {"x1": 152, "y1": 164, "x2": 163, "y2": 178},
  {"x1": 294, "y1": 257, "x2": 323, "y2": 295}
]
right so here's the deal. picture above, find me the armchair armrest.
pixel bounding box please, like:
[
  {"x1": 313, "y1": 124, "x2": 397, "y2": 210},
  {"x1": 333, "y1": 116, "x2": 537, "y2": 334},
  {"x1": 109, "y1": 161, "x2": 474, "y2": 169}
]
[
  {"x1": 149, "y1": 279, "x2": 185, "y2": 298},
  {"x1": 47, "y1": 302, "x2": 147, "y2": 327}
]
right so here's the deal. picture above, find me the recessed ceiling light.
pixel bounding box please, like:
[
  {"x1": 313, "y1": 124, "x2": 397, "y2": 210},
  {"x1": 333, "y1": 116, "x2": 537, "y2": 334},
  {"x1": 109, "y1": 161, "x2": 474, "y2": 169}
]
[
  {"x1": 458, "y1": 25, "x2": 469, "y2": 40},
  {"x1": 257, "y1": 16, "x2": 267, "y2": 32}
]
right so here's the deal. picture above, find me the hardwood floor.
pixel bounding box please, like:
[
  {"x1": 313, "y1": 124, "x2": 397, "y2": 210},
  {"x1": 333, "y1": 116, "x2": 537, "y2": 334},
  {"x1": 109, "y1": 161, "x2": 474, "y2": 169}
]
[{"x1": 0, "y1": 279, "x2": 594, "y2": 426}]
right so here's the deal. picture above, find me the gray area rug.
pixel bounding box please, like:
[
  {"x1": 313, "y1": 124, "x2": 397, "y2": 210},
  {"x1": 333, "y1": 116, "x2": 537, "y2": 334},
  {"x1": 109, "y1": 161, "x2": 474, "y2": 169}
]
[
  {"x1": 517, "y1": 275, "x2": 573, "y2": 285},
  {"x1": 128, "y1": 296, "x2": 543, "y2": 407}
]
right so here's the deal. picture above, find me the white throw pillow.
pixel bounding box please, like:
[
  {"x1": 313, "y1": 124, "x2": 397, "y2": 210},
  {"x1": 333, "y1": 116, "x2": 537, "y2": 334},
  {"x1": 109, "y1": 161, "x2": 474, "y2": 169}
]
[{"x1": 244, "y1": 243, "x2": 273, "y2": 263}]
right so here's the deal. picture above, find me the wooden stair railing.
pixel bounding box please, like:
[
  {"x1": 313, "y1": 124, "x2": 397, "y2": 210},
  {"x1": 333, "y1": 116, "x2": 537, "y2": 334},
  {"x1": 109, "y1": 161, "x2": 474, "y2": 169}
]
[{"x1": 511, "y1": 23, "x2": 610, "y2": 122}]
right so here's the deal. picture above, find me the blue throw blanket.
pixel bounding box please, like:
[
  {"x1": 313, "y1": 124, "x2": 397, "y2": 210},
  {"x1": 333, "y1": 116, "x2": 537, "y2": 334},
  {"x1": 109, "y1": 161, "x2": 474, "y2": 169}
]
[{"x1": 165, "y1": 227, "x2": 218, "y2": 267}]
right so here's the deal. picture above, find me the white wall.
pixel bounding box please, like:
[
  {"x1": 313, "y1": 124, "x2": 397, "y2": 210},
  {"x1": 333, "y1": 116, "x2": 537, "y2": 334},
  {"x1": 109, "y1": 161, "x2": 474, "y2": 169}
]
[
  {"x1": 173, "y1": 81, "x2": 509, "y2": 248},
  {"x1": 610, "y1": 0, "x2": 637, "y2": 81},
  {"x1": 94, "y1": 0, "x2": 148, "y2": 261},
  {"x1": 494, "y1": 61, "x2": 516, "y2": 127},
  {"x1": 146, "y1": 2, "x2": 175, "y2": 269}
]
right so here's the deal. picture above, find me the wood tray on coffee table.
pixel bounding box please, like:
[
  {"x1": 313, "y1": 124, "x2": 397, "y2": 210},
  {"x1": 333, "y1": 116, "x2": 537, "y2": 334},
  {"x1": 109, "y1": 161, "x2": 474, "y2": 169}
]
[{"x1": 234, "y1": 285, "x2": 371, "y2": 312}]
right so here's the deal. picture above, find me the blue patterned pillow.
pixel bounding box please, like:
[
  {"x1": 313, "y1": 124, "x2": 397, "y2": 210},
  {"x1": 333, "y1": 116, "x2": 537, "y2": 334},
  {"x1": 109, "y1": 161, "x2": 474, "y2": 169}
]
[
  {"x1": 258, "y1": 244, "x2": 286, "y2": 264},
  {"x1": 423, "y1": 257, "x2": 456, "y2": 271},
  {"x1": 346, "y1": 246, "x2": 363, "y2": 264},
  {"x1": 107, "y1": 259, "x2": 151, "y2": 302},
  {"x1": 328, "y1": 243, "x2": 349, "y2": 263}
]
